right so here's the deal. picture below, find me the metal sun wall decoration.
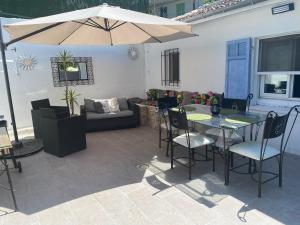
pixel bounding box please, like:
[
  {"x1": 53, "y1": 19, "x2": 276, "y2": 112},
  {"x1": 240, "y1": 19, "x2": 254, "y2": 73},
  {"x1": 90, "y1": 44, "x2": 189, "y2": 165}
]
[{"x1": 17, "y1": 55, "x2": 38, "y2": 71}]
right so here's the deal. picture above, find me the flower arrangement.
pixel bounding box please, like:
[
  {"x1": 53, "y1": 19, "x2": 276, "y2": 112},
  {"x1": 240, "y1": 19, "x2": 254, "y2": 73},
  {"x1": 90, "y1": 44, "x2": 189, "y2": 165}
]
[
  {"x1": 209, "y1": 95, "x2": 219, "y2": 105},
  {"x1": 146, "y1": 89, "x2": 157, "y2": 100}
]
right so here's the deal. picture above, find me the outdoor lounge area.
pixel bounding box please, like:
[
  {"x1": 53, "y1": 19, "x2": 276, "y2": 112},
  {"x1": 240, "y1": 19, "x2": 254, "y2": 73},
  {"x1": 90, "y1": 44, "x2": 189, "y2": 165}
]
[{"x1": 1, "y1": 0, "x2": 300, "y2": 225}]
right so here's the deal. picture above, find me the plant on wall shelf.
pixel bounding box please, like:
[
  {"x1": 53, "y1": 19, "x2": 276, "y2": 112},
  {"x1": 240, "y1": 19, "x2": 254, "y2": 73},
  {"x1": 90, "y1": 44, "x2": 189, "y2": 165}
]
[
  {"x1": 61, "y1": 88, "x2": 80, "y2": 115},
  {"x1": 57, "y1": 50, "x2": 73, "y2": 108}
]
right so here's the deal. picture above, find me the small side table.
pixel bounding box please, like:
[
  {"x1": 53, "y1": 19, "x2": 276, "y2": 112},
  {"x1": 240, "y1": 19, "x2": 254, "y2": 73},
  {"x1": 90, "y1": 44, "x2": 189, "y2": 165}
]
[{"x1": 0, "y1": 126, "x2": 18, "y2": 210}]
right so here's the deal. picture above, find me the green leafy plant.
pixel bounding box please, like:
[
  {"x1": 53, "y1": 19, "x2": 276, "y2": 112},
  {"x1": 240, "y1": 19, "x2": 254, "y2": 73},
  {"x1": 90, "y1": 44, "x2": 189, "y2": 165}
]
[
  {"x1": 57, "y1": 50, "x2": 73, "y2": 108},
  {"x1": 209, "y1": 95, "x2": 219, "y2": 105},
  {"x1": 146, "y1": 89, "x2": 158, "y2": 100},
  {"x1": 61, "y1": 88, "x2": 80, "y2": 115}
]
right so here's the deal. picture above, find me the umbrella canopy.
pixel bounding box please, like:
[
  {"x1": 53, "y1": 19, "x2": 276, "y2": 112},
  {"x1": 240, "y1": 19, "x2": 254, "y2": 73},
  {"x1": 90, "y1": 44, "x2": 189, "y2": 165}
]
[{"x1": 3, "y1": 4, "x2": 196, "y2": 46}]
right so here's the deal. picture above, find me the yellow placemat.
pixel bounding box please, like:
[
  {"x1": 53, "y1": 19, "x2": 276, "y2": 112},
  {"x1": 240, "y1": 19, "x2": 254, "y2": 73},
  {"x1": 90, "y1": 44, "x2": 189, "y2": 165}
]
[
  {"x1": 187, "y1": 113, "x2": 212, "y2": 121},
  {"x1": 225, "y1": 117, "x2": 256, "y2": 125}
]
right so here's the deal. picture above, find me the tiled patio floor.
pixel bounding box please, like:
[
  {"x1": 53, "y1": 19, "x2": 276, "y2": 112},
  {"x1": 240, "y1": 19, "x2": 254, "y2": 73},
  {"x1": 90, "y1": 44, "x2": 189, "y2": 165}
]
[{"x1": 1, "y1": 126, "x2": 300, "y2": 225}]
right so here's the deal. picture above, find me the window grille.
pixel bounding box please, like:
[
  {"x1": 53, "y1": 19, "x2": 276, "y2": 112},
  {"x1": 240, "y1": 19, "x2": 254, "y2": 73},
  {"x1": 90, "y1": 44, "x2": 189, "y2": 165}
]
[{"x1": 161, "y1": 48, "x2": 180, "y2": 87}]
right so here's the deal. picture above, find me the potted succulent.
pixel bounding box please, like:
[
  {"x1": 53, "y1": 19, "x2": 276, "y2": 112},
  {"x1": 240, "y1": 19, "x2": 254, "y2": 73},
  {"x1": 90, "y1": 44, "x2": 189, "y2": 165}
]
[{"x1": 209, "y1": 95, "x2": 220, "y2": 116}]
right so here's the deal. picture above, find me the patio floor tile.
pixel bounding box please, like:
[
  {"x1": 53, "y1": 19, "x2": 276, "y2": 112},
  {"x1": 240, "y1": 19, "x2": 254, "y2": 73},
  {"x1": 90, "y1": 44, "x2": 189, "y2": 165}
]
[{"x1": 0, "y1": 126, "x2": 299, "y2": 225}]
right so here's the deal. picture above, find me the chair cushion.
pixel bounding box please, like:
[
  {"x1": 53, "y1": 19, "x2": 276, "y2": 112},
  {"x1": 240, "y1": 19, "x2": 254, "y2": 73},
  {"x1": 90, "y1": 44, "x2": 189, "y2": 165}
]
[
  {"x1": 173, "y1": 132, "x2": 214, "y2": 148},
  {"x1": 31, "y1": 99, "x2": 50, "y2": 110},
  {"x1": 229, "y1": 142, "x2": 280, "y2": 160},
  {"x1": 118, "y1": 98, "x2": 129, "y2": 111},
  {"x1": 86, "y1": 110, "x2": 133, "y2": 120}
]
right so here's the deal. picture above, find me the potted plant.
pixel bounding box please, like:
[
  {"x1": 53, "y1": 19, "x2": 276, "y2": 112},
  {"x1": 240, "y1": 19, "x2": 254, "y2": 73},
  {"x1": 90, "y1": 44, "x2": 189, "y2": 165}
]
[
  {"x1": 57, "y1": 50, "x2": 73, "y2": 109},
  {"x1": 209, "y1": 95, "x2": 220, "y2": 116},
  {"x1": 61, "y1": 88, "x2": 80, "y2": 115},
  {"x1": 146, "y1": 89, "x2": 157, "y2": 101}
]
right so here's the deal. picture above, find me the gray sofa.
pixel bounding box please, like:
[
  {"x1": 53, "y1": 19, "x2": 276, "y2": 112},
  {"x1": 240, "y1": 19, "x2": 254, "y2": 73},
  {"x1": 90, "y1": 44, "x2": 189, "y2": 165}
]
[{"x1": 80, "y1": 97, "x2": 143, "y2": 132}]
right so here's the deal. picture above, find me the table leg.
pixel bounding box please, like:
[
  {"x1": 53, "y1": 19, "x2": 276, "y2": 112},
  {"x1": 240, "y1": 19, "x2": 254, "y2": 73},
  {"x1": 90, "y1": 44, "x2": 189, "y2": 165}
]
[
  {"x1": 222, "y1": 128, "x2": 229, "y2": 185},
  {"x1": 3, "y1": 154, "x2": 18, "y2": 210}
]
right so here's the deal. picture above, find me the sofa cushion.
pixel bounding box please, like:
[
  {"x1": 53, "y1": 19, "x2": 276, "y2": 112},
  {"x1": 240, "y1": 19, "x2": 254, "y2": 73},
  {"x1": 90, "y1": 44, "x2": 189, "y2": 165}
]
[
  {"x1": 86, "y1": 110, "x2": 133, "y2": 120},
  {"x1": 94, "y1": 101, "x2": 104, "y2": 114},
  {"x1": 84, "y1": 99, "x2": 96, "y2": 112},
  {"x1": 93, "y1": 99, "x2": 110, "y2": 113},
  {"x1": 118, "y1": 98, "x2": 129, "y2": 111}
]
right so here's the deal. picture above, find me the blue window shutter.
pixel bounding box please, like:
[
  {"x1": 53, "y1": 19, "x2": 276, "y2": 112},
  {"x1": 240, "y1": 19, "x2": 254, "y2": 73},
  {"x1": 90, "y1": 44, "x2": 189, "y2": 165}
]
[{"x1": 225, "y1": 38, "x2": 251, "y2": 99}]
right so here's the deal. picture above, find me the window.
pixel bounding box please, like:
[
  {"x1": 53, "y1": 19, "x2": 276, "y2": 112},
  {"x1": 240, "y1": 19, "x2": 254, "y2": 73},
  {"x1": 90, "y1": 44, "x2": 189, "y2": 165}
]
[
  {"x1": 161, "y1": 48, "x2": 180, "y2": 86},
  {"x1": 176, "y1": 3, "x2": 185, "y2": 16},
  {"x1": 160, "y1": 6, "x2": 168, "y2": 18},
  {"x1": 51, "y1": 57, "x2": 94, "y2": 87},
  {"x1": 258, "y1": 34, "x2": 300, "y2": 99}
]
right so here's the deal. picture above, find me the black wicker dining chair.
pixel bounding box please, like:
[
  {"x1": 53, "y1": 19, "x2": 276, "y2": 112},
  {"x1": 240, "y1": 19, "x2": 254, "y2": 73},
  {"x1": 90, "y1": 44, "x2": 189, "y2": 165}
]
[
  {"x1": 227, "y1": 105, "x2": 300, "y2": 197},
  {"x1": 168, "y1": 107, "x2": 215, "y2": 180},
  {"x1": 158, "y1": 97, "x2": 178, "y2": 157}
]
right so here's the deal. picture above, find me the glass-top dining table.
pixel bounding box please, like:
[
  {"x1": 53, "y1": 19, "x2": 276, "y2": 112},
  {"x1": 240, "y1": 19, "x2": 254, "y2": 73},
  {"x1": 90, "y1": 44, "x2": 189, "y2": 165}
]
[{"x1": 173, "y1": 104, "x2": 267, "y2": 185}]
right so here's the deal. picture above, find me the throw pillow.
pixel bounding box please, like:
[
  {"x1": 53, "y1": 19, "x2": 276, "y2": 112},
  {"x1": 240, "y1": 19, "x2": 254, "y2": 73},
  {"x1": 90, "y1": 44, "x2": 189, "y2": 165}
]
[
  {"x1": 108, "y1": 97, "x2": 120, "y2": 112},
  {"x1": 94, "y1": 102, "x2": 104, "y2": 114},
  {"x1": 118, "y1": 98, "x2": 129, "y2": 111},
  {"x1": 93, "y1": 99, "x2": 110, "y2": 113},
  {"x1": 84, "y1": 99, "x2": 96, "y2": 112}
]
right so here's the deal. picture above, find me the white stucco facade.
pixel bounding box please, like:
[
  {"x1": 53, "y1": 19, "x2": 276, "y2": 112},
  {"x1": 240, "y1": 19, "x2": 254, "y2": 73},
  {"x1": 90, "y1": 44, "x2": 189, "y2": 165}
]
[
  {"x1": 144, "y1": 0, "x2": 300, "y2": 155},
  {"x1": 0, "y1": 18, "x2": 146, "y2": 129}
]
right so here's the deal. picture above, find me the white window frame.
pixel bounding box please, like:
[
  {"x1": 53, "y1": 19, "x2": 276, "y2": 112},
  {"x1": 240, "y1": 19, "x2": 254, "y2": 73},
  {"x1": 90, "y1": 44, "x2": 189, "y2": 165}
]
[{"x1": 256, "y1": 32, "x2": 300, "y2": 101}]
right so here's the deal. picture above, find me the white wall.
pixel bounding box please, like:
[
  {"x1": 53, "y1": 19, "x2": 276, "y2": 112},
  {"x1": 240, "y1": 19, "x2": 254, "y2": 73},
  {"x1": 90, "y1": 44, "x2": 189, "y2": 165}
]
[
  {"x1": 145, "y1": 0, "x2": 300, "y2": 155},
  {"x1": 0, "y1": 18, "x2": 146, "y2": 129},
  {"x1": 145, "y1": 0, "x2": 300, "y2": 95}
]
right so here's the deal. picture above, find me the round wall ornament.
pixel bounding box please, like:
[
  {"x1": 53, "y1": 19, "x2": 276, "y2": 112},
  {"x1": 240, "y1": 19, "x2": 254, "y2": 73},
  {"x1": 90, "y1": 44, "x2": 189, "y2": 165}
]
[
  {"x1": 17, "y1": 55, "x2": 38, "y2": 71},
  {"x1": 128, "y1": 47, "x2": 139, "y2": 60}
]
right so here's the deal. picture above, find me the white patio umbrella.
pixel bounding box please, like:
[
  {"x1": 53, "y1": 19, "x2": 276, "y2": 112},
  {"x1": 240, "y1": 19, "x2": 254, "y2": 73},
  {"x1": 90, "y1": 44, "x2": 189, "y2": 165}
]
[{"x1": 3, "y1": 3, "x2": 196, "y2": 46}]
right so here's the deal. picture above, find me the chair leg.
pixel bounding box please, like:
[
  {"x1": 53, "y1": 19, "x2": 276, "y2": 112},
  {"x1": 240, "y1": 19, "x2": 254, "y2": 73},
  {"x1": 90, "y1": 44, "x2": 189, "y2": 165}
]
[
  {"x1": 248, "y1": 159, "x2": 252, "y2": 173},
  {"x1": 230, "y1": 152, "x2": 234, "y2": 168},
  {"x1": 3, "y1": 156, "x2": 18, "y2": 210},
  {"x1": 158, "y1": 126, "x2": 162, "y2": 148},
  {"x1": 258, "y1": 160, "x2": 262, "y2": 198},
  {"x1": 166, "y1": 138, "x2": 170, "y2": 157},
  {"x1": 279, "y1": 155, "x2": 283, "y2": 187},
  {"x1": 212, "y1": 146, "x2": 215, "y2": 172},
  {"x1": 227, "y1": 150, "x2": 230, "y2": 184},
  {"x1": 170, "y1": 140, "x2": 174, "y2": 169},
  {"x1": 205, "y1": 145, "x2": 208, "y2": 161},
  {"x1": 189, "y1": 148, "x2": 192, "y2": 180}
]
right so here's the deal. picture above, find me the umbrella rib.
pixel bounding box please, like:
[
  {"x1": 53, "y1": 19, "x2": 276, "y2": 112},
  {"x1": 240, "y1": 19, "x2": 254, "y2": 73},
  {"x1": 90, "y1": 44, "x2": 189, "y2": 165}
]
[
  {"x1": 72, "y1": 20, "x2": 102, "y2": 30},
  {"x1": 58, "y1": 20, "x2": 87, "y2": 45},
  {"x1": 5, "y1": 22, "x2": 65, "y2": 47},
  {"x1": 110, "y1": 22, "x2": 126, "y2": 31},
  {"x1": 109, "y1": 20, "x2": 119, "y2": 30},
  {"x1": 130, "y1": 23, "x2": 162, "y2": 43},
  {"x1": 89, "y1": 18, "x2": 106, "y2": 30}
]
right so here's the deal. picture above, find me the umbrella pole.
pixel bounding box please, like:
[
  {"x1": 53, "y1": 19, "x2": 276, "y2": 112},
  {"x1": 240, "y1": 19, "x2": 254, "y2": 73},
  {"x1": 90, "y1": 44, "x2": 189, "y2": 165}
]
[{"x1": 0, "y1": 20, "x2": 20, "y2": 144}]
